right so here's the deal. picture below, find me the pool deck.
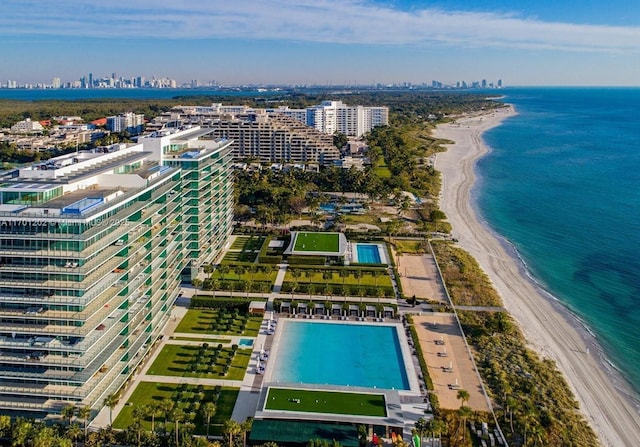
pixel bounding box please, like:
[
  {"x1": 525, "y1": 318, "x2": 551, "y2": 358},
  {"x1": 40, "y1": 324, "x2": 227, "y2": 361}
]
[{"x1": 412, "y1": 313, "x2": 490, "y2": 412}]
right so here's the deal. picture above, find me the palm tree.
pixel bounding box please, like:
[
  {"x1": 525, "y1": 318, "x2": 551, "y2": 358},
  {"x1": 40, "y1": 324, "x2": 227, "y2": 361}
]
[
  {"x1": 161, "y1": 399, "x2": 175, "y2": 436},
  {"x1": 223, "y1": 419, "x2": 241, "y2": 447},
  {"x1": 353, "y1": 270, "x2": 362, "y2": 303},
  {"x1": 201, "y1": 402, "x2": 217, "y2": 438},
  {"x1": 61, "y1": 404, "x2": 75, "y2": 426},
  {"x1": 0, "y1": 415, "x2": 11, "y2": 438},
  {"x1": 171, "y1": 407, "x2": 186, "y2": 447},
  {"x1": 457, "y1": 406, "x2": 473, "y2": 442},
  {"x1": 103, "y1": 393, "x2": 120, "y2": 426},
  {"x1": 66, "y1": 423, "x2": 82, "y2": 447},
  {"x1": 431, "y1": 419, "x2": 446, "y2": 447},
  {"x1": 132, "y1": 406, "x2": 146, "y2": 447},
  {"x1": 456, "y1": 389, "x2": 470, "y2": 408},
  {"x1": 77, "y1": 406, "x2": 91, "y2": 441},
  {"x1": 32, "y1": 425, "x2": 55, "y2": 447},
  {"x1": 240, "y1": 417, "x2": 253, "y2": 447},
  {"x1": 414, "y1": 417, "x2": 428, "y2": 447},
  {"x1": 290, "y1": 269, "x2": 301, "y2": 301},
  {"x1": 147, "y1": 401, "x2": 163, "y2": 433},
  {"x1": 218, "y1": 264, "x2": 230, "y2": 282},
  {"x1": 371, "y1": 269, "x2": 381, "y2": 307},
  {"x1": 11, "y1": 419, "x2": 32, "y2": 447}
]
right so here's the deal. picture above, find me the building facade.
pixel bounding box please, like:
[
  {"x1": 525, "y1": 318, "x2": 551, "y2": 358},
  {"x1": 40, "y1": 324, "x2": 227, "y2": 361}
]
[
  {"x1": 0, "y1": 127, "x2": 233, "y2": 418},
  {"x1": 10, "y1": 118, "x2": 44, "y2": 134},
  {"x1": 106, "y1": 113, "x2": 145, "y2": 136}
]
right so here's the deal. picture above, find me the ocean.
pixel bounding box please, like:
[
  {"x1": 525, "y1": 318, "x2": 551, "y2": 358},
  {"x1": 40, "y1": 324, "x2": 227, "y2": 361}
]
[{"x1": 478, "y1": 87, "x2": 640, "y2": 395}]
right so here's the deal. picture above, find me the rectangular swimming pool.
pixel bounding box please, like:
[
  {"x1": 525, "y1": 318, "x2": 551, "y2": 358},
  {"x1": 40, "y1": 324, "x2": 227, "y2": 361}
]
[
  {"x1": 356, "y1": 244, "x2": 382, "y2": 264},
  {"x1": 269, "y1": 321, "x2": 410, "y2": 390}
]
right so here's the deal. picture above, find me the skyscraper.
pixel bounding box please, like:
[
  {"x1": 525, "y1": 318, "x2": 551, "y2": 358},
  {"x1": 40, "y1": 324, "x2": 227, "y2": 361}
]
[{"x1": 0, "y1": 128, "x2": 234, "y2": 419}]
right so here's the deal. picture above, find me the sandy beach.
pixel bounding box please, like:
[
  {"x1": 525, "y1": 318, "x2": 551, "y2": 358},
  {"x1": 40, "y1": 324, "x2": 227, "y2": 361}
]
[{"x1": 434, "y1": 106, "x2": 640, "y2": 446}]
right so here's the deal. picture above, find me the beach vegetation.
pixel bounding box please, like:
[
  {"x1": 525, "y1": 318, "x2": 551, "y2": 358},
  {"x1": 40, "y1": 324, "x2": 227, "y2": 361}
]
[
  {"x1": 431, "y1": 240, "x2": 502, "y2": 307},
  {"x1": 431, "y1": 240, "x2": 598, "y2": 445}
]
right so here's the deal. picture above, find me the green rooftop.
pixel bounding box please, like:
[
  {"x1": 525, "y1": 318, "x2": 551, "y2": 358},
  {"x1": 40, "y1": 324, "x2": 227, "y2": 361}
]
[{"x1": 249, "y1": 420, "x2": 359, "y2": 447}]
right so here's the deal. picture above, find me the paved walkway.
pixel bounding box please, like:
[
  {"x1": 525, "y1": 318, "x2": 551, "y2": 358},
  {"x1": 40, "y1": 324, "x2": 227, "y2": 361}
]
[{"x1": 90, "y1": 287, "x2": 278, "y2": 429}]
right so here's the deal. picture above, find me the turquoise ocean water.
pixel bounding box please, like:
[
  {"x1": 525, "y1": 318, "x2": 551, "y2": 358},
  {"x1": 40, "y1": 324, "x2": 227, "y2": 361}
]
[{"x1": 478, "y1": 87, "x2": 640, "y2": 396}]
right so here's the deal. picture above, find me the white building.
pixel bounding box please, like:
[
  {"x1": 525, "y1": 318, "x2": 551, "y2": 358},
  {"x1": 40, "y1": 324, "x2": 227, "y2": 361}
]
[
  {"x1": 305, "y1": 101, "x2": 388, "y2": 137},
  {"x1": 10, "y1": 118, "x2": 44, "y2": 134},
  {"x1": 106, "y1": 113, "x2": 145, "y2": 135}
]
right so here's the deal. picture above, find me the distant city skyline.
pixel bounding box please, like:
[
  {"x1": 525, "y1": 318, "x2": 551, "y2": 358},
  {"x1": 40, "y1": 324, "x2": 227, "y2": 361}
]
[
  {"x1": 1, "y1": 1, "x2": 639, "y2": 86},
  {"x1": 0, "y1": 70, "x2": 504, "y2": 90}
]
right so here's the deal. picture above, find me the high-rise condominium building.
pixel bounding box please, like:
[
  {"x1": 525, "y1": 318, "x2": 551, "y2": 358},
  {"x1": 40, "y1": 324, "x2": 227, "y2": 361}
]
[
  {"x1": 280, "y1": 101, "x2": 389, "y2": 138},
  {"x1": 106, "y1": 113, "x2": 145, "y2": 136},
  {"x1": 0, "y1": 127, "x2": 233, "y2": 419}
]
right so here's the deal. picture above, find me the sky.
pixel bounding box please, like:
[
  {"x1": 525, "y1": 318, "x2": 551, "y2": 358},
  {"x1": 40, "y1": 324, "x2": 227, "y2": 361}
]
[{"x1": 1, "y1": 0, "x2": 640, "y2": 86}]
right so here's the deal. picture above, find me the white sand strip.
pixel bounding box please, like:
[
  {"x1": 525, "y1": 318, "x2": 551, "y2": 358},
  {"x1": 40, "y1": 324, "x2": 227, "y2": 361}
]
[{"x1": 434, "y1": 106, "x2": 640, "y2": 446}]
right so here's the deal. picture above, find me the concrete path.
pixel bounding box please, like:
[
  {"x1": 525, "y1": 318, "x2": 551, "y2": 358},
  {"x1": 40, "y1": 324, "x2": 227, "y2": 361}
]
[
  {"x1": 271, "y1": 264, "x2": 288, "y2": 293},
  {"x1": 90, "y1": 297, "x2": 278, "y2": 429}
]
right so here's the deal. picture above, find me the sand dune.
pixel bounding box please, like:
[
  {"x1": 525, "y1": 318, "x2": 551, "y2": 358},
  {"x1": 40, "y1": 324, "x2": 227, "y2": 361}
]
[{"x1": 434, "y1": 106, "x2": 640, "y2": 446}]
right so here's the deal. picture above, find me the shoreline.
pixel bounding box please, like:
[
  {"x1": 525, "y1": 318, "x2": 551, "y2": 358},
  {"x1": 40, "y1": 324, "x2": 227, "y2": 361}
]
[{"x1": 433, "y1": 106, "x2": 640, "y2": 446}]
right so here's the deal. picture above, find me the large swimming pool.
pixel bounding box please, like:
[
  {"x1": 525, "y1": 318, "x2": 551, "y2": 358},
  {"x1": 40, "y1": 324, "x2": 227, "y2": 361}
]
[{"x1": 269, "y1": 321, "x2": 410, "y2": 390}]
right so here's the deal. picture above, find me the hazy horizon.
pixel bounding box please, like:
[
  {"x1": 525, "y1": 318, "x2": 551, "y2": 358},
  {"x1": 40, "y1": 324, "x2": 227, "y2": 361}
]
[{"x1": 1, "y1": 0, "x2": 639, "y2": 86}]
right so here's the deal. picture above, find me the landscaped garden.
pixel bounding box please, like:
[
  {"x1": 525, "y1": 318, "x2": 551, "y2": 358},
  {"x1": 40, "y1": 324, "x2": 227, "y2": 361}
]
[
  {"x1": 281, "y1": 266, "x2": 394, "y2": 297},
  {"x1": 147, "y1": 343, "x2": 251, "y2": 380},
  {"x1": 202, "y1": 263, "x2": 277, "y2": 294},
  {"x1": 113, "y1": 381, "x2": 239, "y2": 436},
  {"x1": 175, "y1": 308, "x2": 263, "y2": 336},
  {"x1": 222, "y1": 235, "x2": 266, "y2": 263},
  {"x1": 265, "y1": 388, "x2": 386, "y2": 417}
]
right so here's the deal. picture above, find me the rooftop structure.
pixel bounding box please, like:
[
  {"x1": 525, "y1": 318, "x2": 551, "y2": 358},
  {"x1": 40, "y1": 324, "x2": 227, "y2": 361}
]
[{"x1": 0, "y1": 126, "x2": 234, "y2": 419}]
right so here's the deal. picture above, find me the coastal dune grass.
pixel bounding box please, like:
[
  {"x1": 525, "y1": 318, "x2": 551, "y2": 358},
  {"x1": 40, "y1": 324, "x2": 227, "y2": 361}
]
[
  {"x1": 265, "y1": 388, "x2": 386, "y2": 417},
  {"x1": 432, "y1": 240, "x2": 597, "y2": 445}
]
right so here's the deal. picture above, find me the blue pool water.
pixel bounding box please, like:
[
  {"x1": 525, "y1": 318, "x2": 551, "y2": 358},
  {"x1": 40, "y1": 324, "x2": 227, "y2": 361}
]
[
  {"x1": 239, "y1": 338, "x2": 253, "y2": 347},
  {"x1": 320, "y1": 204, "x2": 336, "y2": 212},
  {"x1": 356, "y1": 244, "x2": 382, "y2": 264},
  {"x1": 271, "y1": 321, "x2": 409, "y2": 390}
]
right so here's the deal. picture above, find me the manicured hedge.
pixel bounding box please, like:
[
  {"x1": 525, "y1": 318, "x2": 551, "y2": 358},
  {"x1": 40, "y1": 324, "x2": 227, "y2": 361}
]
[
  {"x1": 287, "y1": 255, "x2": 326, "y2": 265},
  {"x1": 190, "y1": 296, "x2": 252, "y2": 311}
]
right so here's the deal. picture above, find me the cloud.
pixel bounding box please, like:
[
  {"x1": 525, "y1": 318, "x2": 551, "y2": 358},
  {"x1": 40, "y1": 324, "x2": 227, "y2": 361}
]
[{"x1": 2, "y1": 0, "x2": 640, "y2": 53}]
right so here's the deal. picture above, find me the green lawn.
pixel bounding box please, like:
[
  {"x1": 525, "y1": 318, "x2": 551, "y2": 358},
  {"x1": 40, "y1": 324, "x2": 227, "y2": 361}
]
[
  {"x1": 211, "y1": 265, "x2": 277, "y2": 282},
  {"x1": 113, "y1": 382, "x2": 238, "y2": 436},
  {"x1": 284, "y1": 268, "x2": 391, "y2": 287},
  {"x1": 175, "y1": 309, "x2": 263, "y2": 336},
  {"x1": 374, "y1": 165, "x2": 392, "y2": 179},
  {"x1": 265, "y1": 388, "x2": 386, "y2": 417},
  {"x1": 147, "y1": 345, "x2": 251, "y2": 380},
  {"x1": 222, "y1": 251, "x2": 258, "y2": 263},
  {"x1": 230, "y1": 236, "x2": 251, "y2": 250},
  {"x1": 293, "y1": 232, "x2": 340, "y2": 253}
]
